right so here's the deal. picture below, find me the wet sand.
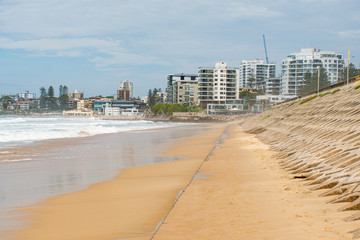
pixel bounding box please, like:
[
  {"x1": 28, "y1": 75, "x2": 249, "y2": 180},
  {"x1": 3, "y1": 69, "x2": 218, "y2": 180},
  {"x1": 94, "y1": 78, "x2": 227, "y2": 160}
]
[
  {"x1": 10, "y1": 121, "x2": 358, "y2": 239},
  {"x1": 10, "y1": 123, "x2": 229, "y2": 240},
  {"x1": 0, "y1": 124, "x2": 206, "y2": 235}
]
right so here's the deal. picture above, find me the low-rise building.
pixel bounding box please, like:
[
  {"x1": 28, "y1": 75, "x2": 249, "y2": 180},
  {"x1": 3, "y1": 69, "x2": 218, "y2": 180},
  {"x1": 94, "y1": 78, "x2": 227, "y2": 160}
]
[
  {"x1": 18, "y1": 101, "x2": 29, "y2": 110},
  {"x1": 18, "y1": 91, "x2": 36, "y2": 100},
  {"x1": 94, "y1": 100, "x2": 145, "y2": 115},
  {"x1": 66, "y1": 98, "x2": 79, "y2": 109},
  {"x1": 256, "y1": 94, "x2": 296, "y2": 105},
  {"x1": 77, "y1": 99, "x2": 94, "y2": 111},
  {"x1": 62, "y1": 110, "x2": 94, "y2": 117},
  {"x1": 104, "y1": 103, "x2": 143, "y2": 117},
  {"x1": 206, "y1": 99, "x2": 270, "y2": 115},
  {"x1": 8, "y1": 103, "x2": 19, "y2": 111}
]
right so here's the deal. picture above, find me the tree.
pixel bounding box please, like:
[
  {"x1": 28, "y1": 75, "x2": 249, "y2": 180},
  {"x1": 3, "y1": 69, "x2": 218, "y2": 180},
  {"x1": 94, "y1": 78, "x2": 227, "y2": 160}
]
[
  {"x1": 147, "y1": 88, "x2": 161, "y2": 107},
  {"x1": 47, "y1": 86, "x2": 57, "y2": 110},
  {"x1": 40, "y1": 87, "x2": 47, "y2": 109},
  {"x1": 0, "y1": 95, "x2": 12, "y2": 109},
  {"x1": 298, "y1": 67, "x2": 331, "y2": 95},
  {"x1": 147, "y1": 89, "x2": 152, "y2": 106},
  {"x1": 255, "y1": 77, "x2": 265, "y2": 89},
  {"x1": 58, "y1": 85, "x2": 69, "y2": 110},
  {"x1": 247, "y1": 76, "x2": 256, "y2": 88},
  {"x1": 339, "y1": 63, "x2": 359, "y2": 82},
  {"x1": 239, "y1": 90, "x2": 256, "y2": 99}
]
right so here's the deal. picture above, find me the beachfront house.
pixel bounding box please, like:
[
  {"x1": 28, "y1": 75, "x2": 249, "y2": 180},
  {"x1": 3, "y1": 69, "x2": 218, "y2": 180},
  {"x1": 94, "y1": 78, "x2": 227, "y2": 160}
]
[{"x1": 94, "y1": 100, "x2": 145, "y2": 116}]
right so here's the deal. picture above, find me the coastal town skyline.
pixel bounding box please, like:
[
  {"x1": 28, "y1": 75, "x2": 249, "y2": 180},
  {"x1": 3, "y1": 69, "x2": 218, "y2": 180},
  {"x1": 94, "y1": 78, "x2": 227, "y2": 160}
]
[{"x1": 0, "y1": 0, "x2": 359, "y2": 97}]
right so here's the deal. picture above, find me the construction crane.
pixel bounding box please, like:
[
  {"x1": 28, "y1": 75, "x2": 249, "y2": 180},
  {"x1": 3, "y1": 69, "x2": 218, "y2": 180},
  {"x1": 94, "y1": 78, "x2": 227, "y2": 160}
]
[{"x1": 263, "y1": 35, "x2": 269, "y2": 64}]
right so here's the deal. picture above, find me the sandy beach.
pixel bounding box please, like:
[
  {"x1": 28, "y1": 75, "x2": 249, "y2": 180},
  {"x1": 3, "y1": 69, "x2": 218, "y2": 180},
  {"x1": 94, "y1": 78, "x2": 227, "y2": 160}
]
[
  {"x1": 9, "y1": 122, "x2": 228, "y2": 240},
  {"x1": 153, "y1": 123, "x2": 359, "y2": 239},
  {"x1": 8, "y1": 121, "x2": 358, "y2": 239}
]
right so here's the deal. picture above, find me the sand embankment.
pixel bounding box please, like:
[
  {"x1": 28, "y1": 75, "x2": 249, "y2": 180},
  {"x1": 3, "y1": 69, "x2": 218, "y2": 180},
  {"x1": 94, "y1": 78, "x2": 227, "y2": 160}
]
[
  {"x1": 11, "y1": 123, "x2": 229, "y2": 240},
  {"x1": 153, "y1": 123, "x2": 358, "y2": 239}
]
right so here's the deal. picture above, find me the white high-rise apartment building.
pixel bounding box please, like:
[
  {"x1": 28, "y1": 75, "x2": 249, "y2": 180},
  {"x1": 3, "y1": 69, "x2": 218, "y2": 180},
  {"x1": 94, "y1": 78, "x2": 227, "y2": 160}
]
[
  {"x1": 281, "y1": 48, "x2": 344, "y2": 96},
  {"x1": 239, "y1": 60, "x2": 275, "y2": 89},
  {"x1": 198, "y1": 62, "x2": 239, "y2": 107},
  {"x1": 120, "y1": 80, "x2": 134, "y2": 99}
]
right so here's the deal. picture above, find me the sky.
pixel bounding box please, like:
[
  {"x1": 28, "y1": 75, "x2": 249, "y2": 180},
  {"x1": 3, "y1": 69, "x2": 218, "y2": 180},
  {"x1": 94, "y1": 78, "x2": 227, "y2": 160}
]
[{"x1": 0, "y1": 0, "x2": 359, "y2": 98}]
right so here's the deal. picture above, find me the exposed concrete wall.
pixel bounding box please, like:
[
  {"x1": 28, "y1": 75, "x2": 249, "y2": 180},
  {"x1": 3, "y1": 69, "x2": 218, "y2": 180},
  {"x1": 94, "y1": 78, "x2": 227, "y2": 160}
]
[{"x1": 242, "y1": 82, "x2": 360, "y2": 237}]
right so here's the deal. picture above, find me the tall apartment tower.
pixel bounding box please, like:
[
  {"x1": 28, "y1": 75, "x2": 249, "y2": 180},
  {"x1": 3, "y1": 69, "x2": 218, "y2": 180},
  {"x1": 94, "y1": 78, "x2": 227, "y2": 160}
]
[
  {"x1": 239, "y1": 60, "x2": 275, "y2": 89},
  {"x1": 198, "y1": 62, "x2": 239, "y2": 108},
  {"x1": 120, "y1": 80, "x2": 133, "y2": 99},
  {"x1": 166, "y1": 74, "x2": 198, "y2": 104},
  {"x1": 281, "y1": 48, "x2": 344, "y2": 96}
]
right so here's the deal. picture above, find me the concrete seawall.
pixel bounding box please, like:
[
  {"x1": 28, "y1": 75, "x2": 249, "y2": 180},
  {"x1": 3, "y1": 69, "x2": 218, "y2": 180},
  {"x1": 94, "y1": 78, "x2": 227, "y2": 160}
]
[{"x1": 242, "y1": 82, "x2": 360, "y2": 237}]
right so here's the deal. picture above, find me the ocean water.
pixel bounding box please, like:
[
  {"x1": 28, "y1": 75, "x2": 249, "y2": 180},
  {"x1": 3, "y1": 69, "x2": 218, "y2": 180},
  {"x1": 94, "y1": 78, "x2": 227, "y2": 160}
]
[
  {"x1": 0, "y1": 116, "x2": 204, "y2": 236},
  {"x1": 0, "y1": 116, "x2": 189, "y2": 149}
]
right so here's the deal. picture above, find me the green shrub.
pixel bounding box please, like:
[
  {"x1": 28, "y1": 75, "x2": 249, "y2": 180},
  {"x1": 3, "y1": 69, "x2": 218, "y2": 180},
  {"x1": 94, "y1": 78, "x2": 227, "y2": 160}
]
[
  {"x1": 150, "y1": 103, "x2": 201, "y2": 116},
  {"x1": 319, "y1": 92, "x2": 330, "y2": 97},
  {"x1": 355, "y1": 85, "x2": 360, "y2": 90},
  {"x1": 299, "y1": 95, "x2": 317, "y2": 105},
  {"x1": 332, "y1": 89, "x2": 340, "y2": 94}
]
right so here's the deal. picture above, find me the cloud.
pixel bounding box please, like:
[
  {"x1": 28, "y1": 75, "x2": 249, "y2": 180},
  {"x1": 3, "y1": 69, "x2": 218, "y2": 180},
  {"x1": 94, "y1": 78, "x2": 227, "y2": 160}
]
[
  {"x1": 0, "y1": 0, "x2": 358, "y2": 81},
  {"x1": 0, "y1": 0, "x2": 282, "y2": 38},
  {"x1": 335, "y1": 30, "x2": 360, "y2": 39},
  {"x1": 0, "y1": 37, "x2": 123, "y2": 51}
]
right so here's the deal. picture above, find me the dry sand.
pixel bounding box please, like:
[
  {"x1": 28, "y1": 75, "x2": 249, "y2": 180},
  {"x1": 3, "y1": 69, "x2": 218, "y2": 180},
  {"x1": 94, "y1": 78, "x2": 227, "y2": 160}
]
[
  {"x1": 11, "y1": 122, "x2": 358, "y2": 240},
  {"x1": 153, "y1": 123, "x2": 359, "y2": 240}
]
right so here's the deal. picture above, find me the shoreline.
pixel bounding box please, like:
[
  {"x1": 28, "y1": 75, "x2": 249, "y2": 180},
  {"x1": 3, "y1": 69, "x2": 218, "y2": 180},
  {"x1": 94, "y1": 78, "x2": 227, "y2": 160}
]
[
  {"x1": 0, "y1": 112, "x2": 257, "y2": 123},
  {"x1": 6, "y1": 120, "x2": 354, "y2": 239},
  {"x1": 8, "y1": 122, "x2": 229, "y2": 240}
]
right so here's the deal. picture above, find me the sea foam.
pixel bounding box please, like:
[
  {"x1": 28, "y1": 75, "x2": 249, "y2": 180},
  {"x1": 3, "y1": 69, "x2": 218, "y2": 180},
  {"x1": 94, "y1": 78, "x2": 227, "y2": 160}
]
[{"x1": 0, "y1": 116, "x2": 190, "y2": 148}]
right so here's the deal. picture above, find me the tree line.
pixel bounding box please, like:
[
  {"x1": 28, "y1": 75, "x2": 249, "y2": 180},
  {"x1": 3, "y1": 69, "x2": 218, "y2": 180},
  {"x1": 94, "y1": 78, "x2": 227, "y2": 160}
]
[
  {"x1": 39, "y1": 85, "x2": 69, "y2": 110},
  {"x1": 298, "y1": 64, "x2": 360, "y2": 95}
]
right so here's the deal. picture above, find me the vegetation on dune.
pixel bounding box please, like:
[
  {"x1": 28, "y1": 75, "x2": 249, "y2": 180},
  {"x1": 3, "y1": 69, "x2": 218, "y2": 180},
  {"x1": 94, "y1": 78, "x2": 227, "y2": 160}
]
[
  {"x1": 355, "y1": 85, "x2": 360, "y2": 90},
  {"x1": 319, "y1": 92, "x2": 331, "y2": 97},
  {"x1": 151, "y1": 103, "x2": 201, "y2": 116},
  {"x1": 300, "y1": 95, "x2": 318, "y2": 105},
  {"x1": 332, "y1": 89, "x2": 340, "y2": 94}
]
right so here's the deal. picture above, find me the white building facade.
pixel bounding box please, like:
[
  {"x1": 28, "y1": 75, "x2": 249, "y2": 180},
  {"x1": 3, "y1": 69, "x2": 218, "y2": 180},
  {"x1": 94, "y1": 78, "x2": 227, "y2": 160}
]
[
  {"x1": 239, "y1": 60, "x2": 276, "y2": 89},
  {"x1": 198, "y1": 62, "x2": 239, "y2": 108},
  {"x1": 120, "y1": 80, "x2": 134, "y2": 99},
  {"x1": 281, "y1": 48, "x2": 344, "y2": 96}
]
